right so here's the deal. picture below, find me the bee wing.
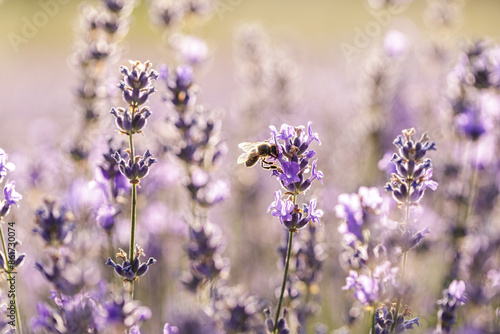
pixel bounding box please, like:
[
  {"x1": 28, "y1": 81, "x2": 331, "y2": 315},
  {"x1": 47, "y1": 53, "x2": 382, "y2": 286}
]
[
  {"x1": 238, "y1": 142, "x2": 257, "y2": 152},
  {"x1": 237, "y1": 152, "x2": 248, "y2": 164}
]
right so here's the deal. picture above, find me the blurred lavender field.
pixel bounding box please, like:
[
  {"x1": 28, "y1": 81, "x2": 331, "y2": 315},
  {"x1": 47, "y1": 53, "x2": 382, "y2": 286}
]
[{"x1": 1, "y1": 0, "x2": 500, "y2": 333}]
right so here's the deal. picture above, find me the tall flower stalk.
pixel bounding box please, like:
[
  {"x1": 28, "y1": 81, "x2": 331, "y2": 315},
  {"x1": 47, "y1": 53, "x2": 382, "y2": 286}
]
[
  {"x1": 107, "y1": 60, "x2": 158, "y2": 299},
  {"x1": 239, "y1": 122, "x2": 324, "y2": 333},
  {"x1": 384, "y1": 128, "x2": 437, "y2": 333},
  {"x1": 0, "y1": 149, "x2": 23, "y2": 333}
]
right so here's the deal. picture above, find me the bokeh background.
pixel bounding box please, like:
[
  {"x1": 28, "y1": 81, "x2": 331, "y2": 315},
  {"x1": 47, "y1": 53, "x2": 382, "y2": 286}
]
[{"x1": 1, "y1": 0, "x2": 500, "y2": 333}]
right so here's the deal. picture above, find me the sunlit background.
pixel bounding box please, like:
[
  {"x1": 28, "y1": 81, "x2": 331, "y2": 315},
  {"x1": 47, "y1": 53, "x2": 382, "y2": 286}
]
[{"x1": 1, "y1": 0, "x2": 500, "y2": 333}]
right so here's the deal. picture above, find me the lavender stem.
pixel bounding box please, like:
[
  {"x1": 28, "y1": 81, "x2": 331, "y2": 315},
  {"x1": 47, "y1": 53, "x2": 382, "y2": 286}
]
[{"x1": 128, "y1": 131, "x2": 137, "y2": 298}]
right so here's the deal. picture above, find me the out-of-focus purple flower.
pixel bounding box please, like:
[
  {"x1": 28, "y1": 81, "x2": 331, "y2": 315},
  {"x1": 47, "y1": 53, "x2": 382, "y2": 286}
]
[
  {"x1": 171, "y1": 34, "x2": 209, "y2": 66},
  {"x1": 342, "y1": 261, "x2": 398, "y2": 306},
  {"x1": 454, "y1": 104, "x2": 487, "y2": 141},
  {"x1": 98, "y1": 293, "x2": 151, "y2": 330},
  {"x1": 397, "y1": 226, "x2": 431, "y2": 252},
  {"x1": 35, "y1": 260, "x2": 85, "y2": 296},
  {"x1": 113, "y1": 149, "x2": 157, "y2": 184},
  {"x1": 164, "y1": 323, "x2": 180, "y2": 334},
  {"x1": 34, "y1": 198, "x2": 75, "y2": 247},
  {"x1": 31, "y1": 302, "x2": 66, "y2": 333},
  {"x1": 183, "y1": 221, "x2": 230, "y2": 291},
  {"x1": 374, "y1": 304, "x2": 420, "y2": 334},
  {"x1": 150, "y1": 0, "x2": 185, "y2": 28},
  {"x1": 436, "y1": 280, "x2": 468, "y2": 333},
  {"x1": 336, "y1": 186, "x2": 384, "y2": 242},
  {"x1": 105, "y1": 246, "x2": 156, "y2": 283},
  {"x1": 342, "y1": 270, "x2": 379, "y2": 305},
  {"x1": 0, "y1": 148, "x2": 15, "y2": 183},
  {"x1": 95, "y1": 203, "x2": 118, "y2": 231},
  {"x1": 164, "y1": 65, "x2": 196, "y2": 109}
]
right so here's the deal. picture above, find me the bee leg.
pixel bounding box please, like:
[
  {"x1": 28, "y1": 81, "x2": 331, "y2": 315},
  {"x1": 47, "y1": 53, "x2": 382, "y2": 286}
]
[{"x1": 261, "y1": 160, "x2": 280, "y2": 171}]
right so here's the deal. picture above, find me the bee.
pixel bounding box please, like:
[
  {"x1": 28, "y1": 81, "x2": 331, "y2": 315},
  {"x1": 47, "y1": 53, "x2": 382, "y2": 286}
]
[{"x1": 237, "y1": 141, "x2": 279, "y2": 169}]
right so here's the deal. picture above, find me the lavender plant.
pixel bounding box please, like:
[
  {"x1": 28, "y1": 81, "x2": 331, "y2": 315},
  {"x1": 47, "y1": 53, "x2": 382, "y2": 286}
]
[
  {"x1": 238, "y1": 122, "x2": 324, "y2": 333},
  {"x1": 70, "y1": 0, "x2": 136, "y2": 163},
  {"x1": 107, "y1": 60, "x2": 158, "y2": 299}
]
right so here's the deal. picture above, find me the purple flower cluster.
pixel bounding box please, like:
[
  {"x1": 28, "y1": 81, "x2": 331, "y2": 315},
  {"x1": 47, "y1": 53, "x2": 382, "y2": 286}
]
[
  {"x1": 385, "y1": 128, "x2": 438, "y2": 208},
  {"x1": 436, "y1": 280, "x2": 468, "y2": 333},
  {"x1": 260, "y1": 122, "x2": 324, "y2": 232},
  {"x1": 106, "y1": 246, "x2": 157, "y2": 283}
]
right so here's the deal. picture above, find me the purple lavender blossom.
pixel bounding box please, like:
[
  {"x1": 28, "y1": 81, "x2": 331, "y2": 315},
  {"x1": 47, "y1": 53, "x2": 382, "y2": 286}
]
[
  {"x1": 34, "y1": 260, "x2": 85, "y2": 296},
  {"x1": 33, "y1": 198, "x2": 75, "y2": 247},
  {"x1": 267, "y1": 122, "x2": 323, "y2": 194},
  {"x1": 342, "y1": 261, "x2": 398, "y2": 306},
  {"x1": 0, "y1": 181, "x2": 22, "y2": 217},
  {"x1": 105, "y1": 246, "x2": 156, "y2": 283},
  {"x1": 343, "y1": 270, "x2": 380, "y2": 305},
  {"x1": 385, "y1": 128, "x2": 438, "y2": 207},
  {"x1": 164, "y1": 323, "x2": 180, "y2": 334},
  {"x1": 374, "y1": 304, "x2": 420, "y2": 334},
  {"x1": 0, "y1": 149, "x2": 15, "y2": 183},
  {"x1": 335, "y1": 186, "x2": 384, "y2": 242},
  {"x1": 268, "y1": 190, "x2": 323, "y2": 232},
  {"x1": 95, "y1": 203, "x2": 118, "y2": 231},
  {"x1": 98, "y1": 293, "x2": 152, "y2": 330}
]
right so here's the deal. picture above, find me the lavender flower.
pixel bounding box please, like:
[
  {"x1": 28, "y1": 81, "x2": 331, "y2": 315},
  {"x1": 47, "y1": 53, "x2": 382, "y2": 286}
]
[
  {"x1": 267, "y1": 122, "x2": 323, "y2": 194},
  {"x1": 342, "y1": 261, "x2": 398, "y2": 306},
  {"x1": 118, "y1": 60, "x2": 158, "y2": 107},
  {"x1": 373, "y1": 304, "x2": 420, "y2": 334},
  {"x1": 182, "y1": 221, "x2": 229, "y2": 291},
  {"x1": 337, "y1": 187, "x2": 386, "y2": 237},
  {"x1": 113, "y1": 149, "x2": 157, "y2": 184},
  {"x1": 0, "y1": 181, "x2": 22, "y2": 217},
  {"x1": 268, "y1": 190, "x2": 323, "y2": 232},
  {"x1": 385, "y1": 128, "x2": 438, "y2": 208},
  {"x1": 164, "y1": 323, "x2": 180, "y2": 334},
  {"x1": 0, "y1": 149, "x2": 15, "y2": 183},
  {"x1": 34, "y1": 260, "x2": 85, "y2": 296},
  {"x1": 33, "y1": 198, "x2": 75, "y2": 247},
  {"x1": 32, "y1": 292, "x2": 99, "y2": 333},
  {"x1": 436, "y1": 280, "x2": 468, "y2": 333},
  {"x1": 98, "y1": 293, "x2": 151, "y2": 330},
  {"x1": 105, "y1": 246, "x2": 156, "y2": 283}
]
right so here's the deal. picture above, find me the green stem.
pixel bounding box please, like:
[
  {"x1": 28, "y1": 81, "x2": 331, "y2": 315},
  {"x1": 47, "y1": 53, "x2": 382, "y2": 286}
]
[
  {"x1": 128, "y1": 132, "x2": 137, "y2": 299},
  {"x1": 273, "y1": 230, "x2": 294, "y2": 334},
  {"x1": 0, "y1": 224, "x2": 22, "y2": 333},
  {"x1": 391, "y1": 251, "x2": 407, "y2": 334},
  {"x1": 372, "y1": 306, "x2": 377, "y2": 334}
]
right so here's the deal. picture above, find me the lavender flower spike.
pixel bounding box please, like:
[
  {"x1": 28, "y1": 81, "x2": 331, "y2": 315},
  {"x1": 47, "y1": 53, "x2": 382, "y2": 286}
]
[
  {"x1": 0, "y1": 149, "x2": 15, "y2": 183},
  {"x1": 385, "y1": 128, "x2": 437, "y2": 207},
  {"x1": 1, "y1": 181, "x2": 22, "y2": 217},
  {"x1": 436, "y1": 280, "x2": 468, "y2": 333}
]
